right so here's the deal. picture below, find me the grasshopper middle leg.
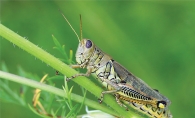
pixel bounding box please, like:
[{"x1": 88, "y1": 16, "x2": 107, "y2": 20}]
[{"x1": 98, "y1": 78, "x2": 130, "y2": 110}]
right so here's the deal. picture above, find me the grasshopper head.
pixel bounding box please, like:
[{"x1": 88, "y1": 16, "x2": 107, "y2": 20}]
[{"x1": 75, "y1": 39, "x2": 95, "y2": 65}]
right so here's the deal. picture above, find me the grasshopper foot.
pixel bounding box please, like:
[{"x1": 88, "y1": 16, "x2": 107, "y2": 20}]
[
  {"x1": 66, "y1": 76, "x2": 74, "y2": 81},
  {"x1": 98, "y1": 98, "x2": 103, "y2": 104},
  {"x1": 66, "y1": 78, "x2": 71, "y2": 81},
  {"x1": 98, "y1": 92, "x2": 104, "y2": 104}
]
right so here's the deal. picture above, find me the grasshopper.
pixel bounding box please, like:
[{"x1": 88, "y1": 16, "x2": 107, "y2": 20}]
[{"x1": 62, "y1": 14, "x2": 172, "y2": 118}]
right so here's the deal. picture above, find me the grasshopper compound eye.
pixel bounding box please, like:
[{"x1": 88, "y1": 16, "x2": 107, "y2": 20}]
[{"x1": 86, "y1": 40, "x2": 92, "y2": 48}]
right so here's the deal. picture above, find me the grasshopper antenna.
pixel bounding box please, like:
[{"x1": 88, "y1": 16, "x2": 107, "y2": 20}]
[
  {"x1": 59, "y1": 10, "x2": 80, "y2": 42},
  {"x1": 80, "y1": 14, "x2": 83, "y2": 40}
]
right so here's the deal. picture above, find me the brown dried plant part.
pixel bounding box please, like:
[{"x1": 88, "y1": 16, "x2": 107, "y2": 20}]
[{"x1": 32, "y1": 74, "x2": 51, "y2": 116}]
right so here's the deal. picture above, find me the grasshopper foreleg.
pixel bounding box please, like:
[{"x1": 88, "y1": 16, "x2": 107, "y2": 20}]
[
  {"x1": 66, "y1": 65, "x2": 93, "y2": 81},
  {"x1": 70, "y1": 60, "x2": 89, "y2": 69}
]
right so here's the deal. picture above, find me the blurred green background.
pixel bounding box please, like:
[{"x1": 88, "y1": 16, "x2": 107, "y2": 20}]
[{"x1": 1, "y1": 1, "x2": 195, "y2": 118}]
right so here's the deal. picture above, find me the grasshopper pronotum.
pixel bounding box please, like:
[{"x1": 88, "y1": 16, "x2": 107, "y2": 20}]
[{"x1": 62, "y1": 14, "x2": 172, "y2": 118}]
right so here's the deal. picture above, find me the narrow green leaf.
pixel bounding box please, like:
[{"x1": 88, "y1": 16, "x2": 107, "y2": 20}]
[
  {"x1": 1, "y1": 62, "x2": 9, "y2": 72},
  {"x1": 69, "y1": 49, "x2": 73, "y2": 64},
  {"x1": 52, "y1": 35, "x2": 62, "y2": 49},
  {"x1": 0, "y1": 89, "x2": 15, "y2": 104},
  {"x1": 65, "y1": 104, "x2": 79, "y2": 118},
  {"x1": 77, "y1": 89, "x2": 87, "y2": 114}
]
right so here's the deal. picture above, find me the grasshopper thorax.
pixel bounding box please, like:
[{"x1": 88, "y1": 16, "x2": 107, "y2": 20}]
[{"x1": 76, "y1": 39, "x2": 95, "y2": 65}]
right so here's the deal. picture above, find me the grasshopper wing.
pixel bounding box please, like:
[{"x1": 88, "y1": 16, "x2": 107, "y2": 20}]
[{"x1": 112, "y1": 60, "x2": 171, "y2": 106}]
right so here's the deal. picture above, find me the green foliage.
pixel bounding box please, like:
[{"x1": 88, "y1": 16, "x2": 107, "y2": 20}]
[
  {"x1": 0, "y1": 62, "x2": 83, "y2": 117},
  {"x1": 0, "y1": 36, "x2": 105, "y2": 117},
  {"x1": 1, "y1": 1, "x2": 195, "y2": 118},
  {"x1": 52, "y1": 35, "x2": 74, "y2": 64},
  {"x1": 0, "y1": 63, "x2": 27, "y2": 106}
]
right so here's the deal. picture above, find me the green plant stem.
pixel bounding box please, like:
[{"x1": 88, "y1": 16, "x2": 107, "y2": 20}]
[
  {"x1": 0, "y1": 24, "x2": 142, "y2": 118},
  {"x1": 0, "y1": 71, "x2": 118, "y2": 117}
]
